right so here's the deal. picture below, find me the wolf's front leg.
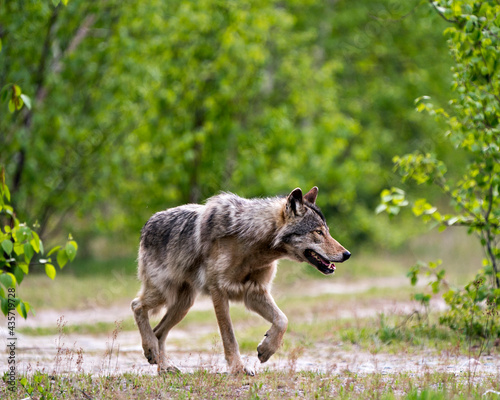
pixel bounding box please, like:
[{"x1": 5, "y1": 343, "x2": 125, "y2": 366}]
[
  {"x1": 244, "y1": 289, "x2": 288, "y2": 363},
  {"x1": 210, "y1": 288, "x2": 255, "y2": 376}
]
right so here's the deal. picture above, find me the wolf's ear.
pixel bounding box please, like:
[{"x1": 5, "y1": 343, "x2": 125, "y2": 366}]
[
  {"x1": 286, "y1": 188, "x2": 305, "y2": 216},
  {"x1": 304, "y1": 186, "x2": 318, "y2": 204}
]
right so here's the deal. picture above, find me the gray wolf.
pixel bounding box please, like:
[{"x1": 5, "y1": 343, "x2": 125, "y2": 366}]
[{"x1": 131, "y1": 186, "x2": 350, "y2": 375}]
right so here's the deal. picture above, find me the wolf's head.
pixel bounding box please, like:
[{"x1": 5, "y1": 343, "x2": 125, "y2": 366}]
[{"x1": 275, "y1": 187, "x2": 350, "y2": 275}]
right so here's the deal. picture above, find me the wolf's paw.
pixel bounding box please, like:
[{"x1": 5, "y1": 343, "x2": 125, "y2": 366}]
[
  {"x1": 257, "y1": 335, "x2": 277, "y2": 363},
  {"x1": 229, "y1": 363, "x2": 255, "y2": 376},
  {"x1": 157, "y1": 353, "x2": 180, "y2": 374},
  {"x1": 158, "y1": 363, "x2": 180, "y2": 375},
  {"x1": 143, "y1": 344, "x2": 159, "y2": 365}
]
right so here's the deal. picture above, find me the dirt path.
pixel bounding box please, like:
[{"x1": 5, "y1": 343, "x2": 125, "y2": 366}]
[{"x1": 2, "y1": 276, "x2": 498, "y2": 377}]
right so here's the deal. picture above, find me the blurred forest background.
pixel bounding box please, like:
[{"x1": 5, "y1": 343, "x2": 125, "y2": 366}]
[{"x1": 0, "y1": 0, "x2": 465, "y2": 258}]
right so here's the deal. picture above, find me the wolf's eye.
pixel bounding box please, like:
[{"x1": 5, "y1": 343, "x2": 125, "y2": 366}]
[{"x1": 315, "y1": 230, "x2": 324, "y2": 236}]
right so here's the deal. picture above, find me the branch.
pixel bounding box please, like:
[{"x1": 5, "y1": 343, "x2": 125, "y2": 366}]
[
  {"x1": 428, "y1": 0, "x2": 458, "y2": 24},
  {"x1": 52, "y1": 15, "x2": 97, "y2": 76},
  {"x1": 11, "y1": 7, "x2": 60, "y2": 198},
  {"x1": 36, "y1": 14, "x2": 97, "y2": 103},
  {"x1": 34, "y1": 6, "x2": 60, "y2": 99},
  {"x1": 433, "y1": 176, "x2": 483, "y2": 222}
]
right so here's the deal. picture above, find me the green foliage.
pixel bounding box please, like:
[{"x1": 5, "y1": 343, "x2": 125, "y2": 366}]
[
  {"x1": 0, "y1": 0, "x2": 453, "y2": 250},
  {"x1": 0, "y1": 170, "x2": 77, "y2": 318},
  {"x1": 19, "y1": 372, "x2": 55, "y2": 400},
  {"x1": 407, "y1": 259, "x2": 446, "y2": 311},
  {"x1": 379, "y1": 0, "x2": 500, "y2": 343},
  {"x1": 0, "y1": 83, "x2": 31, "y2": 113},
  {"x1": 440, "y1": 273, "x2": 500, "y2": 340},
  {"x1": 376, "y1": 187, "x2": 408, "y2": 216}
]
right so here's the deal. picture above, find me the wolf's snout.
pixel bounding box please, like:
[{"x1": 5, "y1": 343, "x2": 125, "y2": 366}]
[{"x1": 342, "y1": 250, "x2": 351, "y2": 261}]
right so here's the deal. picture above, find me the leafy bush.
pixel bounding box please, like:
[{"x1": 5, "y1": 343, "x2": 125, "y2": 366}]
[
  {"x1": 378, "y1": 0, "x2": 500, "y2": 343},
  {"x1": 0, "y1": 169, "x2": 77, "y2": 318}
]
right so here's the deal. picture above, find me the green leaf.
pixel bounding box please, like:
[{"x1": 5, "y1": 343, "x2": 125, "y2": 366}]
[
  {"x1": 24, "y1": 301, "x2": 33, "y2": 316},
  {"x1": 30, "y1": 231, "x2": 41, "y2": 253},
  {"x1": 52, "y1": 0, "x2": 61, "y2": 6},
  {"x1": 8, "y1": 99, "x2": 15, "y2": 113},
  {"x1": 45, "y1": 264, "x2": 56, "y2": 280},
  {"x1": 20, "y1": 94, "x2": 31, "y2": 110},
  {"x1": 3, "y1": 180, "x2": 10, "y2": 202},
  {"x1": 57, "y1": 249, "x2": 68, "y2": 268},
  {"x1": 15, "y1": 225, "x2": 31, "y2": 243},
  {"x1": 13, "y1": 242, "x2": 24, "y2": 256},
  {"x1": 0, "y1": 298, "x2": 8, "y2": 316},
  {"x1": 388, "y1": 206, "x2": 400, "y2": 215},
  {"x1": 69, "y1": 240, "x2": 78, "y2": 251},
  {"x1": 47, "y1": 245, "x2": 61, "y2": 256},
  {"x1": 13, "y1": 84, "x2": 21, "y2": 97},
  {"x1": 1, "y1": 239, "x2": 13, "y2": 255},
  {"x1": 0, "y1": 272, "x2": 16, "y2": 289},
  {"x1": 13, "y1": 265, "x2": 24, "y2": 285},
  {"x1": 24, "y1": 242, "x2": 34, "y2": 263},
  {"x1": 375, "y1": 204, "x2": 387, "y2": 214},
  {"x1": 65, "y1": 241, "x2": 77, "y2": 261},
  {"x1": 17, "y1": 262, "x2": 29, "y2": 274},
  {"x1": 16, "y1": 301, "x2": 27, "y2": 319}
]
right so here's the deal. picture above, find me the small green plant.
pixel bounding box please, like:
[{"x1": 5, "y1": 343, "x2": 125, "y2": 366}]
[
  {"x1": 20, "y1": 372, "x2": 55, "y2": 400},
  {"x1": 407, "y1": 259, "x2": 447, "y2": 313},
  {"x1": 0, "y1": 168, "x2": 77, "y2": 318},
  {"x1": 440, "y1": 274, "x2": 499, "y2": 342},
  {"x1": 408, "y1": 259, "x2": 499, "y2": 351}
]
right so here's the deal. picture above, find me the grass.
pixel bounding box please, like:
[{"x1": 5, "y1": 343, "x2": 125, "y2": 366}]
[
  {"x1": 19, "y1": 257, "x2": 138, "y2": 311},
  {"x1": 4, "y1": 369, "x2": 500, "y2": 399}
]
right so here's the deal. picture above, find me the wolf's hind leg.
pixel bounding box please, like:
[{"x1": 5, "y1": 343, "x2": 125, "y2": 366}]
[
  {"x1": 211, "y1": 288, "x2": 255, "y2": 376},
  {"x1": 131, "y1": 295, "x2": 161, "y2": 365},
  {"x1": 153, "y1": 283, "x2": 196, "y2": 374},
  {"x1": 244, "y1": 288, "x2": 288, "y2": 363}
]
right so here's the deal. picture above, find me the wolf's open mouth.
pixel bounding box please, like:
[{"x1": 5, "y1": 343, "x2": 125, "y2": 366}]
[{"x1": 304, "y1": 249, "x2": 335, "y2": 275}]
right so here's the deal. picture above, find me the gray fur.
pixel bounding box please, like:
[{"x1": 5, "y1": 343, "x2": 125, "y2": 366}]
[{"x1": 131, "y1": 187, "x2": 350, "y2": 375}]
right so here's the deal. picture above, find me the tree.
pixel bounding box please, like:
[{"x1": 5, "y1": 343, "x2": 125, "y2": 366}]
[
  {"x1": 378, "y1": 0, "x2": 500, "y2": 340},
  {"x1": 1, "y1": 0, "x2": 454, "y2": 252}
]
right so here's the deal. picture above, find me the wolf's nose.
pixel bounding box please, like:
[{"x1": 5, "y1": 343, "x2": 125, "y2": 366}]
[{"x1": 342, "y1": 250, "x2": 351, "y2": 261}]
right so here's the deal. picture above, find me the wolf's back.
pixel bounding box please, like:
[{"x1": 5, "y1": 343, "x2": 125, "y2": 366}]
[{"x1": 137, "y1": 193, "x2": 282, "y2": 288}]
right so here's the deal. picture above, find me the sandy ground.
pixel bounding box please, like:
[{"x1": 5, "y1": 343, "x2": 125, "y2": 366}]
[{"x1": 2, "y1": 277, "x2": 499, "y2": 377}]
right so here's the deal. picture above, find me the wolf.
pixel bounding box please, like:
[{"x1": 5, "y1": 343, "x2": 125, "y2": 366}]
[{"x1": 131, "y1": 186, "x2": 350, "y2": 375}]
